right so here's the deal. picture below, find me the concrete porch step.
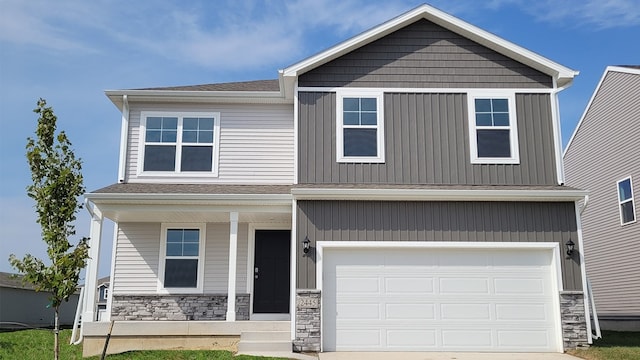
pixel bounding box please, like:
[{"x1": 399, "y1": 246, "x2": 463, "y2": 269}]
[{"x1": 238, "y1": 330, "x2": 292, "y2": 353}]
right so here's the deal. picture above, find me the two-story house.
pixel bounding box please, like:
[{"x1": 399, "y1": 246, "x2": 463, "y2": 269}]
[
  {"x1": 79, "y1": 4, "x2": 591, "y2": 356},
  {"x1": 564, "y1": 66, "x2": 640, "y2": 331}
]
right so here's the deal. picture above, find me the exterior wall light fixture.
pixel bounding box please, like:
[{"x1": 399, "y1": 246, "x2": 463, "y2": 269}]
[
  {"x1": 566, "y1": 238, "x2": 575, "y2": 256},
  {"x1": 303, "y1": 236, "x2": 311, "y2": 254}
]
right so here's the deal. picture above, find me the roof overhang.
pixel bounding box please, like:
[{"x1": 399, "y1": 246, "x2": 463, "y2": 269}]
[
  {"x1": 85, "y1": 192, "x2": 293, "y2": 223},
  {"x1": 105, "y1": 80, "x2": 291, "y2": 110},
  {"x1": 281, "y1": 4, "x2": 578, "y2": 88},
  {"x1": 291, "y1": 187, "x2": 588, "y2": 202}
]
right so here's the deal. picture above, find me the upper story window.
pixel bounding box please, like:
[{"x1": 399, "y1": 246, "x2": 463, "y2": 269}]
[
  {"x1": 617, "y1": 177, "x2": 636, "y2": 225},
  {"x1": 158, "y1": 224, "x2": 205, "y2": 293},
  {"x1": 467, "y1": 93, "x2": 519, "y2": 164},
  {"x1": 336, "y1": 90, "x2": 385, "y2": 163},
  {"x1": 140, "y1": 112, "x2": 221, "y2": 176}
]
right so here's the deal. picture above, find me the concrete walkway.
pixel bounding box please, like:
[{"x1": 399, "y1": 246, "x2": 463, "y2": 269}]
[{"x1": 318, "y1": 352, "x2": 582, "y2": 360}]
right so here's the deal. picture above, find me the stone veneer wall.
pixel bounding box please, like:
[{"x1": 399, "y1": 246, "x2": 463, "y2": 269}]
[
  {"x1": 293, "y1": 289, "x2": 321, "y2": 352},
  {"x1": 560, "y1": 291, "x2": 589, "y2": 349},
  {"x1": 111, "y1": 294, "x2": 249, "y2": 321}
]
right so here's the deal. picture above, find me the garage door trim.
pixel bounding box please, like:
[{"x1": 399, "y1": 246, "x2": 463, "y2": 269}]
[{"x1": 316, "y1": 241, "x2": 564, "y2": 352}]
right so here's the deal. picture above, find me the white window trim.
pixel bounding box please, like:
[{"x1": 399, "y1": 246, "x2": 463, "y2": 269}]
[
  {"x1": 103, "y1": 288, "x2": 109, "y2": 301},
  {"x1": 617, "y1": 176, "x2": 636, "y2": 226},
  {"x1": 138, "y1": 111, "x2": 221, "y2": 177},
  {"x1": 157, "y1": 223, "x2": 206, "y2": 294},
  {"x1": 336, "y1": 90, "x2": 385, "y2": 163},
  {"x1": 467, "y1": 92, "x2": 520, "y2": 164}
]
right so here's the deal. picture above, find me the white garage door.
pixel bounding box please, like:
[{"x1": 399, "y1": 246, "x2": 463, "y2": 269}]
[{"x1": 322, "y1": 247, "x2": 561, "y2": 352}]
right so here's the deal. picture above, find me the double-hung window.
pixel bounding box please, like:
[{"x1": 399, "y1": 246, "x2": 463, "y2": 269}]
[
  {"x1": 468, "y1": 93, "x2": 519, "y2": 164},
  {"x1": 337, "y1": 90, "x2": 385, "y2": 163},
  {"x1": 158, "y1": 224, "x2": 205, "y2": 292},
  {"x1": 617, "y1": 177, "x2": 636, "y2": 225},
  {"x1": 141, "y1": 112, "x2": 220, "y2": 175}
]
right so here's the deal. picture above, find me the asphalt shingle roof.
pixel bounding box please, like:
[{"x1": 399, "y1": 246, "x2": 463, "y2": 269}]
[{"x1": 135, "y1": 79, "x2": 280, "y2": 92}]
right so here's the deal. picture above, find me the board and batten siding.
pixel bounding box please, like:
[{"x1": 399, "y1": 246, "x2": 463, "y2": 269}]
[
  {"x1": 125, "y1": 103, "x2": 294, "y2": 184},
  {"x1": 296, "y1": 200, "x2": 581, "y2": 291},
  {"x1": 112, "y1": 222, "x2": 249, "y2": 294},
  {"x1": 564, "y1": 69, "x2": 640, "y2": 317},
  {"x1": 299, "y1": 19, "x2": 552, "y2": 89},
  {"x1": 299, "y1": 92, "x2": 557, "y2": 185}
]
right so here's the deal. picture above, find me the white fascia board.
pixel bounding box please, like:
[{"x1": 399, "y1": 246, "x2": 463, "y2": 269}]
[
  {"x1": 291, "y1": 188, "x2": 588, "y2": 202},
  {"x1": 104, "y1": 89, "x2": 291, "y2": 110},
  {"x1": 282, "y1": 4, "x2": 577, "y2": 84},
  {"x1": 85, "y1": 192, "x2": 293, "y2": 205},
  {"x1": 564, "y1": 66, "x2": 640, "y2": 157}
]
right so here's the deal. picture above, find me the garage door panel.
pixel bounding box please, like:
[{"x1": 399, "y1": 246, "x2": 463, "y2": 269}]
[
  {"x1": 385, "y1": 277, "x2": 434, "y2": 293},
  {"x1": 496, "y1": 303, "x2": 550, "y2": 321},
  {"x1": 440, "y1": 303, "x2": 491, "y2": 320},
  {"x1": 494, "y1": 277, "x2": 545, "y2": 294},
  {"x1": 387, "y1": 330, "x2": 437, "y2": 347},
  {"x1": 336, "y1": 276, "x2": 379, "y2": 293},
  {"x1": 385, "y1": 303, "x2": 435, "y2": 319},
  {"x1": 442, "y1": 329, "x2": 493, "y2": 347},
  {"x1": 497, "y1": 330, "x2": 551, "y2": 347},
  {"x1": 323, "y1": 248, "x2": 560, "y2": 352},
  {"x1": 439, "y1": 277, "x2": 489, "y2": 294}
]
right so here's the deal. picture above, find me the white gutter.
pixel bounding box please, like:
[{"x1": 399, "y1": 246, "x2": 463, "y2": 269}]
[
  {"x1": 551, "y1": 77, "x2": 568, "y2": 185},
  {"x1": 117, "y1": 95, "x2": 129, "y2": 183},
  {"x1": 291, "y1": 188, "x2": 588, "y2": 202}
]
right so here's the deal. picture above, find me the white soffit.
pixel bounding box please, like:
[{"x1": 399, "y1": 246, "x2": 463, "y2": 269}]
[{"x1": 281, "y1": 4, "x2": 578, "y2": 87}]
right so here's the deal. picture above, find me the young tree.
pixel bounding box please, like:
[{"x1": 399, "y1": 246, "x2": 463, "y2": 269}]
[{"x1": 9, "y1": 98, "x2": 89, "y2": 360}]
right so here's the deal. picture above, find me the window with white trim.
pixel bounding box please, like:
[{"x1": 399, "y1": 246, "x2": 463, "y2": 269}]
[
  {"x1": 158, "y1": 224, "x2": 205, "y2": 292},
  {"x1": 336, "y1": 91, "x2": 385, "y2": 163},
  {"x1": 468, "y1": 93, "x2": 519, "y2": 164},
  {"x1": 141, "y1": 112, "x2": 220, "y2": 175},
  {"x1": 617, "y1": 177, "x2": 636, "y2": 225}
]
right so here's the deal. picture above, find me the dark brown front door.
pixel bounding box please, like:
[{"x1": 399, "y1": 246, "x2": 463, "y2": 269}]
[{"x1": 253, "y1": 230, "x2": 291, "y2": 313}]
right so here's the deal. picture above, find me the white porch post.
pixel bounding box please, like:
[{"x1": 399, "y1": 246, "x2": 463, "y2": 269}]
[
  {"x1": 226, "y1": 211, "x2": 239, "y2": 321},
  {"x1": 83, "y1": 202, "x2": 103, "y2": 323}
]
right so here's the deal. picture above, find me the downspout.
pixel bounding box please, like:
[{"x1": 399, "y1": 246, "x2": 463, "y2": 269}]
[
  {"x1": 550, "y1": 77, "x2": 567, "y2": 185},
  {"x1": 574, "y1": 195, "x2": 594, "y2": 344},
  {"x1": 117, "y1": 95, "x2": 129, "y2": 183},
  {"x1": 71, "y1": 199, "x2": 97, "y2": 345}
]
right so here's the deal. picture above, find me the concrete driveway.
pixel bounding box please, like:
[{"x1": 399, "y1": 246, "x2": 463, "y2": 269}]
[{"x1": 318, "y1": 352, "x2": 582, "y2": 360}]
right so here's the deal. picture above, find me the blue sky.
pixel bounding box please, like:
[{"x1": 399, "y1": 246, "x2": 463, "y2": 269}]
[{"x1": 1, "y1": 0, "x2": 639, "y2": 278}]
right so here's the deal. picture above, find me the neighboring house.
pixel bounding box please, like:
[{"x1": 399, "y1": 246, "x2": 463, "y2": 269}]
[
  {"x1": 564, "y1": 66, "x2": 640, "y2": 331},
  {"x1": 0, "y1": 272, "x2": 79, "y2": 329},
  {"x1": 79, "y1": 4, "x2": 592, "y2": 356},
  {"x1": 96, "y1": 276, "x2": 109, "y2": 321}
]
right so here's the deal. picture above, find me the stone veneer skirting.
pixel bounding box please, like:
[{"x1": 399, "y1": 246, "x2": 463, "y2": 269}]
[
  {"x1": 293, "y1": 289, "x2": 321, "y2": 352},
  {"x1": 560, "y1": 291, "x2": 589, "y2": 349},
  {"x1": 111, "y1": 294, "x2": 249, "y2": 321}
]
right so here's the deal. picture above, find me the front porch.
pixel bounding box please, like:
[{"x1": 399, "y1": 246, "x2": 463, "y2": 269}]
[
  {"x1": 82, "y1": 320, "x2": 290, "y2": 356},
  {"x1": 79, "y1": 184, "x2": 297, "y2": 356}
]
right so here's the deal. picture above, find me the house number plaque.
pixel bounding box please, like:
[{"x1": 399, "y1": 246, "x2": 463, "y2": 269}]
[{"x1": 297, "y1": 297, "x2": 319, "y2": 308}]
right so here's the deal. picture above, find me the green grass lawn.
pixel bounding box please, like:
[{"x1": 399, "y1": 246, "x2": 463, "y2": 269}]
[
  {"x1": 568, "y1": 330, "x2": 640, "y2": 360},
  {"x1": 0, "y1": 329, "x2": 291, "y2": 360}
]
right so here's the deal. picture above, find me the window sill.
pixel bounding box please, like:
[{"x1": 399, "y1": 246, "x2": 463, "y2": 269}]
[{"x1": 470, "y1": 157, "x2": 520, "y2": 165}]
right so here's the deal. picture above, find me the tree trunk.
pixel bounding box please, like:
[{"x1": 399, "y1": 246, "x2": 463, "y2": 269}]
[{"x1": 54, "y1": 306, "x2": 59, "y2": 360}]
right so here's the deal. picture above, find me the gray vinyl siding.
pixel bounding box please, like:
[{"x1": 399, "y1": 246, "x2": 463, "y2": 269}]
[
  {"x1": 299, "y1": 19, "x2": 552, "y2": 89},
  {"x1": 296, "y1": 200, "x2": 581, "y2": 291},
  {"x1": 564, "y1": 70, "x2": 640, "y2": 316},
  {"x1": 298, "y1": 92, "x2": 557, "y2": 185},
  {"x1": 112, "y1": 222, "x2": 249, "y2": 294}
]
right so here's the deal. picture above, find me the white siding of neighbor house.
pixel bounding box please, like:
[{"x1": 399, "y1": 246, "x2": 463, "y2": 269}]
[
  {"x1": 125, "y1": 103, "x2": 294, "y2": 184},
  {"x1": 564, "y1": 69, "x2": 640, "y2": 317},
  {"x1": 112, "y1": 222, "x2": 249, "y2": 294}
]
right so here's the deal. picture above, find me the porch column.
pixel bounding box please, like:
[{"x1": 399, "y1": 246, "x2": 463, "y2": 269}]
[
  {"x1": 226, "y1": 211, "x2": 239, "y2": 321},
  {"x1": 83, "y1": 202, "x2": 103, "y2": 323}
]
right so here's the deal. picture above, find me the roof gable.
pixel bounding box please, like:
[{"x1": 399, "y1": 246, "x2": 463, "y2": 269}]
[
  {"x1": 282, "y1": 4, "x2": 577, "y2": 87},
  {"x1": 563, "y1": 66, "x2": 640, "y2": 157}
]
